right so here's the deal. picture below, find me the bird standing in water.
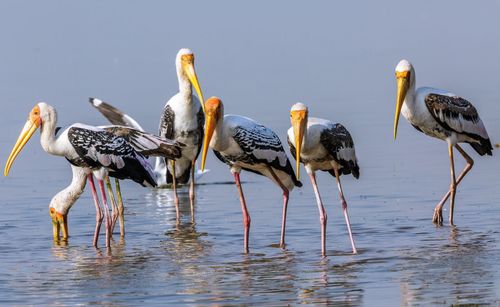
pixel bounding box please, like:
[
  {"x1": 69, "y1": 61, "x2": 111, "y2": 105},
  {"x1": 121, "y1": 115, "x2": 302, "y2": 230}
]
[
  {"x1": 200, "y1": 97, "x2": 301, "y2": 253},
  {"x1": 4, "y1": 102, "x2": 182, "y2": 247},
  {"x1": 155, "y1": 48, "x2": 205, "y2": 220},
  {"x1": 393, "y1": 59, "x2": 492, "y2": 225},
  {"x1": 288, "y1": 102, "x2": 359, "y2": 257}
]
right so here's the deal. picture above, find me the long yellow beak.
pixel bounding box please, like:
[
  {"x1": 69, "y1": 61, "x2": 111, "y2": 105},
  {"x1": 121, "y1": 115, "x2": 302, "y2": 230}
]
[
  {"x1": 60, "y1": 214, "x2": 68, "y2": 240},
  {"x1": 4, "y1": 119, "x2": 40, "y2": 176},
  {"x1": 185, "y1": 63, "x2": 205, "y2": 113},
  {"x1": 394, "y1": 75, "x2": 409, "y2": 140},
  {"x1": 51, "y1": 209, "x2": 68, "y2": 241},
  {"x1": 201, "y1": 112, "x2": 216, "y2": 171},
  {"x1": 291, "y1": 114, "x2": 306, "y2": 180}
]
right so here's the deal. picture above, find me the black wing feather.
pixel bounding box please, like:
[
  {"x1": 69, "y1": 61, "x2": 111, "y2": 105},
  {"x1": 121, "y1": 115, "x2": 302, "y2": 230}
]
[
  {"x1": 425, "y1": 93, "x2": 492, "y2": 155},
  {"x1": 194, "y1": 107, "x2": 205, "y2": 159},
  {"x1": 320, "y1": 124, "x2": 360, "y2": 179},
  {"x1": 68, "y1": 127, "x2": 157, "y2": 187},
  {"x1": 102, "y1": 126, "x2": 183, "y2": 159},
  {"x1": 158, "y1": 105, "x2": 175, "y2": 140},
  {"x1": 425, "y1": 94, "x2": 479, "y2": 125},
  {"x1": 232, "y1": 125, "x2": 301, "y2": 187}
]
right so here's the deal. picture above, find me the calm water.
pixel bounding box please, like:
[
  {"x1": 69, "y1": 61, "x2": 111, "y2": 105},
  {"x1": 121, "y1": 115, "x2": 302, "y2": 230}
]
[{"x1": 1, "y1": 1, "x2": 500, "y2": 305}]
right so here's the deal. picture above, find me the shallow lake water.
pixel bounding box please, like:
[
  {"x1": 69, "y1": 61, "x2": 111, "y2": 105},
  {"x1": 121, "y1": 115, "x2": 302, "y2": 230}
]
[{"x1": 1, "y1": 1, "x2": 500, "y2": 305}]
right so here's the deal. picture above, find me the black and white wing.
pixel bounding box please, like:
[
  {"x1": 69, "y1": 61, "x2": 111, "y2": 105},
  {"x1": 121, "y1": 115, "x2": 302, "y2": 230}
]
[
  {"x1": 158, "y1": 105, "x2": 175, "y2": 140},
  {"x1": 89, "y1": 97, "x2": 144, "y2": 131},
  {"x1": 232, "y1": 123, "x2": 301, "y2": 186},
  {"x1": 194, "y1": 107, "x2": 205, "y2": 159},
  {"x1": 100, "y1": 125, "x2": 184, "y2": 159},
  {"x1": 320, "y1": 123, "x2": 360, "y2": 179},
  {"x1": 424, "y1": 93, "x2": 492, "y2": 155},
  {"x1": 67, "y1": 126, "x2": 157, "y2": 187}
]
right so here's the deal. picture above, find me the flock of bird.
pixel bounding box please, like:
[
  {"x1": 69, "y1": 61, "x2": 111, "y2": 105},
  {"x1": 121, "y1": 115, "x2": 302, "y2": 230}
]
[{"x1": 3, "y1": 49, "x2": 494, "y2": 257}]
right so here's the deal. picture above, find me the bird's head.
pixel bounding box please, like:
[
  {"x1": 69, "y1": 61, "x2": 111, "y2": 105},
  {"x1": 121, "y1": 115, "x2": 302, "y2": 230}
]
[
  {"x1": 4, "y1": 103, "x2": 54, "y2": 176},
  {"x1": 393, "y1": 59, "x2": 414, "y2": 140},
  {"x1": 49, "y1": 207, "x2": 69, "y2": 242},
  {"x1": 176, "y1": 48, "x2": 205, "y2": 113},
  {"x1": 201, "y1": 97, "x2": 224, "y2": 171},
  {"x1": 290, "y1": 103, "x2": 308, "y2": 180}
]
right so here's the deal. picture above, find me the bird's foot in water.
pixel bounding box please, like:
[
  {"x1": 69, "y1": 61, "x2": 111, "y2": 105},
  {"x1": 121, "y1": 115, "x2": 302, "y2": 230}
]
[{"x1": 432, "y1": 208, "x2": 443, "y2": 226}]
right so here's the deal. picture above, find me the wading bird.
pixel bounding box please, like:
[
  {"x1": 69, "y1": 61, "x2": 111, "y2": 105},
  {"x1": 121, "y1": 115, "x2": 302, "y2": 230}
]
[
  {"x1": 200, "y1": 97, "x2": 301, "y2": 253},
  {"x1": 49, "y1": 124, "x2": 184, "y2": 242},
  {"x1": 393, "y1": 59, "x2": 493, "y2": 225},
  {"x1": 49, "y1": 165, "x2": 89, "y2": 241},
  {"x1": 94, "y1": 124, "x2": 184, "y2": 237},
  {"x1": 155, "y1": 48, "x2": 205, "y2": 219},
  {"x1": 4, "y1": 103, "x2": 182, "y2": 247},
  {"x1": 287, "y1": 103, "x2": 359, "y2": 256}
]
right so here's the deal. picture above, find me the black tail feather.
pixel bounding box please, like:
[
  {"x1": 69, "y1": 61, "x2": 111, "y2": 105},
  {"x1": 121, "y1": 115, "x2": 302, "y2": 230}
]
[
  {"x1": 109, "y1": 157, "x2": 157, "y2": 188},
  {"x1": 469, "y1": 137, "x2": 493, "y2": 156},
  {"x1": 327, "y1": 161, "x2": 360, "y2": 179}
]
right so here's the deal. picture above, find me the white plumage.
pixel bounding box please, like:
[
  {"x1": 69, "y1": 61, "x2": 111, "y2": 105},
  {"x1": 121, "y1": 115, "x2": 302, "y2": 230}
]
[
  {"x1": 4, "y1": 102, "x2": 179, "y2": 248},
  {"x1": 288, "y1": 102, "x2": 359, "y2": 256},
  {"x1": 155, "y1": 48, "x2": 205, "y2": 220},
  {"x1": 393, "y1": 59, "x2": 492, "y2": 226},
  {"x1": 200, "y1": 97, "x2": 301, "y2": 253}
]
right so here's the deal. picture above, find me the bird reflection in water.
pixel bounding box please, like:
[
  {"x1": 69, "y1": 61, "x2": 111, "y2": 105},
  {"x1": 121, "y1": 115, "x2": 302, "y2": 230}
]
[
  {"x1": 164, "y1": 222, "x2": 213, "y2": 296},
  {"x1": 298, "y1": 256, "x2": 364, "y2": 306},
  {"x1": 148, "y1": 186, "x2": 198, "y2": 224}
]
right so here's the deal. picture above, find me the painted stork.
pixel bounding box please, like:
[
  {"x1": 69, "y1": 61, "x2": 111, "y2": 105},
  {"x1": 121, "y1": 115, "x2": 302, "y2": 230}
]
[
  {"x1": 200, "y1": 97, "x2": 301, "y2": 253},
  {"x1": 49, "y1": 165, "x2": 89, "y2": 241},
  {"x1": 155, "y1": 48, "x2": 205, "y2": 220},
  {"x1": 288, "y1": 103, "x2": 359, "y2": 256},
  {"x1": 96, "y1": 124, "x2": 184, "y2": 236},
  {"x1": 4, "y1": 102, "x2": 182, "y2": 247},
  {"x1": 48, "y1": 125, "x2": 184, "y2": 242},
  {"x1": 393, "y1": 59, "x2": 493, "y2": 225},
  {"x1": 89, "y1": 96, "x2": 202, "y2": 224}
]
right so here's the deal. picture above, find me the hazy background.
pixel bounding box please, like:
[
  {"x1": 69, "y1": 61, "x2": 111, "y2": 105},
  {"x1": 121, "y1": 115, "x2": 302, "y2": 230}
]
[
  {"x1": 1, "y1": 2, "x2": 498, "y2": 179},
  {"x1": 0, "y1": 1, "x2": 499, "y2": 305}
]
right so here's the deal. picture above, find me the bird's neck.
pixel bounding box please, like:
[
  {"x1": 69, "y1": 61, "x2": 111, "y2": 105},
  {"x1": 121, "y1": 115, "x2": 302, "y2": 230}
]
[
  {"x1": 50, "y1": 166, "x2": 88, "y2": 214},
  {"x1": 177, "y1": 70, "x2": 193, "y2": 103},
  {"x1": 405, "y1": 80, "x2": 417, "y2": 107},
  {"x1": 40, "y1": 118, "x2": 65, "y2": 156},
  {"x1": 210, "y1": 116, "x2": 228, "y2": 151},
  {"x1": 302, "y1": 118, "x2": 310, "y2": 145}
]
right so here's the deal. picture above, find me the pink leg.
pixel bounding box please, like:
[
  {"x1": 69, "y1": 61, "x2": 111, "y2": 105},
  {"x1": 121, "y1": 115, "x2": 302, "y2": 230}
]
[
  {"x1": 98, "y1": 178, "x2": 112, "y2": 248},
  {"x1": 309, "y1": 172, "x2": 328, "y2": 257},
  {"x1": 189, "y1": 160, "x2": 196, "y2": 220},
  {"x1": 432, "y1": 144, "x2": 474, "y2": 225},
  {"x1": 88, "y1": 175, "x2": 103, "y2": 247},
  {"x1": 280, "y1": 189, "x2": 289, "y2": 248},
  {"x1": 234, "y1": 172, "x2": 250, "y2": 253},
  {"x1": 266, "y1": 167, "x2": 290, "y2": 249},
  {"x1": 333, "y1": 166, "x2": 357, "y2": 254},
  {"x1": 171, "y1": 160, "x2": 180, "y2": 221}
]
